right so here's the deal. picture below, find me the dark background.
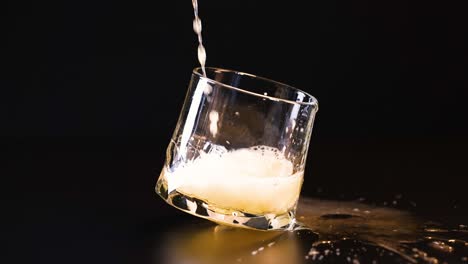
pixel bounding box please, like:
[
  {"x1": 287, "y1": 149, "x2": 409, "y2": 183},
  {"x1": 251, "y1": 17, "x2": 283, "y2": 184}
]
[{"x1": 4, "y1": 0, "x2": 468, "y2": 263}]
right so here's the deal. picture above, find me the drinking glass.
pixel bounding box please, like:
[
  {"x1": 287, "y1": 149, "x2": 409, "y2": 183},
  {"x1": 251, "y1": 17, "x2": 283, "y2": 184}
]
[{"x1": 156, "y1": 67, "x2": 318, "y2": 230}]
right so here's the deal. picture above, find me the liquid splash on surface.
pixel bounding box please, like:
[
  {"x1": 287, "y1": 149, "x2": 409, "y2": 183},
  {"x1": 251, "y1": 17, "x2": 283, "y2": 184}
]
[
  {"x1": 155, "y1": 197, "x2": 468, "y2": 264},
  {"x1": 295, "y1": 198, "x2": 468, "y2": 263}
]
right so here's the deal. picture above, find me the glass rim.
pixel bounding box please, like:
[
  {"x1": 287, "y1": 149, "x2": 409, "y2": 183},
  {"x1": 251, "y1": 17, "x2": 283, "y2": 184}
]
[{"x1": 193, "y1": 67, "x2": 318, "y2": 107}]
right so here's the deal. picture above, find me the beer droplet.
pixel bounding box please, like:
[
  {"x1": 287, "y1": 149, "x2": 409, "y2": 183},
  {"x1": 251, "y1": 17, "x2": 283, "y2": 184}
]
[{"x1": 193, "y1": 18, "x2": 202, "y2": 34}]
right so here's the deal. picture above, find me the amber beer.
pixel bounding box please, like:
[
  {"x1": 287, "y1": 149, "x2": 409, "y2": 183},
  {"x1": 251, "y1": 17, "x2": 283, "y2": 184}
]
[{"x1": 159, "y1": 146, "x2": 304, "y2": 215}]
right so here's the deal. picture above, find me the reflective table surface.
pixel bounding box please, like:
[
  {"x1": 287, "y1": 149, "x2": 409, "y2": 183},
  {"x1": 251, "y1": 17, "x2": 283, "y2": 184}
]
[{"x1": 7, "y1": 139, "x2": 468, "y2": 263}]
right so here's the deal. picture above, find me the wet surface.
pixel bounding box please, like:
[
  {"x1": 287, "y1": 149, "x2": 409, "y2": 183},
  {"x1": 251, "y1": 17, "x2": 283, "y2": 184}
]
[
  {"x1": 154, "y1": 198, "x2": 468, "y2": 264},
  {"x1": 8, "y1": 139, "x2": 468, "y2": 263}
]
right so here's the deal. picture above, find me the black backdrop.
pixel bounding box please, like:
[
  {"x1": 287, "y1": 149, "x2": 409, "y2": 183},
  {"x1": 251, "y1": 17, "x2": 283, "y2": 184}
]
[{"x1": 4, "y1": 0, "x2": 468, "y2": 262}]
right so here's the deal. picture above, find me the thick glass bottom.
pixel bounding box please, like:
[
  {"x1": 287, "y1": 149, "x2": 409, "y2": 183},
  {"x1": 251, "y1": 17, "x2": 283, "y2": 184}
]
[{"x1": 155, "y1": 176, "x2": 297, "y2": 231}]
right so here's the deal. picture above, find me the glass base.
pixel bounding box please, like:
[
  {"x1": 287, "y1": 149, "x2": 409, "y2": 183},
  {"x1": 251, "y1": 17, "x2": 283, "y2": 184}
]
[{"x1": 155, "y1": 176, "x2": 296, "y2": 231}]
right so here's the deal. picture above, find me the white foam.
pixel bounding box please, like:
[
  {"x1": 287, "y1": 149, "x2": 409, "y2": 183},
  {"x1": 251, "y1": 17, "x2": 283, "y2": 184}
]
[{"x1": 163, "y1": 146, "x2": 303, "y2": 214}]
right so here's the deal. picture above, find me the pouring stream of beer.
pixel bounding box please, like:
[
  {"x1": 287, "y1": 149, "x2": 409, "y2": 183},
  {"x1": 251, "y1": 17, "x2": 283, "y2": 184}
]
[{"x1": 192, "y1": 0, "x2": 207, "y2": 77}]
